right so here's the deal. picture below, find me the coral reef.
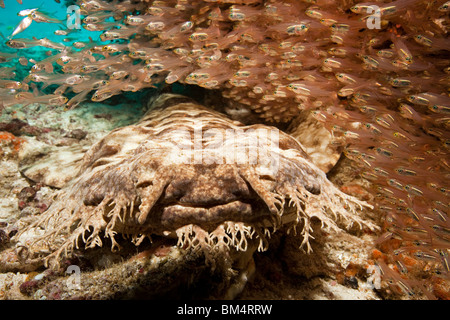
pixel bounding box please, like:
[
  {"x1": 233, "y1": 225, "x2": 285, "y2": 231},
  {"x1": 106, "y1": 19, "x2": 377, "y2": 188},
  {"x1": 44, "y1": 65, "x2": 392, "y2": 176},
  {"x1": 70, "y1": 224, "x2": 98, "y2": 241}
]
[{"x1": 0, "y1": 0, "x2": 448, "y2": 299}]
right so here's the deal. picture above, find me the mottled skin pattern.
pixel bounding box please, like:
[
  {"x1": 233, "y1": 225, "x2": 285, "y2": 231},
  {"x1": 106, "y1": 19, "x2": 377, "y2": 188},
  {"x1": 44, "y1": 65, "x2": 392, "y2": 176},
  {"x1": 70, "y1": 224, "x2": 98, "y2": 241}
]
[{"x1": 3, "y1": 94, "x2": 376, "y2": 271}]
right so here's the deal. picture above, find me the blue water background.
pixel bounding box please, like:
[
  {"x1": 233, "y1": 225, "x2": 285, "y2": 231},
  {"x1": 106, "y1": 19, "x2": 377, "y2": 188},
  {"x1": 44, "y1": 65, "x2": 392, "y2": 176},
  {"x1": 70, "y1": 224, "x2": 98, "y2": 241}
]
[
  {"x1": 0, "y1": 1, "x2": 187, "y2": 101},
  {"x1": 0, "y1": 0, "x2": 106, "y2": 87},
  {"x1": 0, "y1": 0, "x2": 102, "y2": 41},
  {"x1": 0, "y1": 0, "x2": 102, "y2": 58}
]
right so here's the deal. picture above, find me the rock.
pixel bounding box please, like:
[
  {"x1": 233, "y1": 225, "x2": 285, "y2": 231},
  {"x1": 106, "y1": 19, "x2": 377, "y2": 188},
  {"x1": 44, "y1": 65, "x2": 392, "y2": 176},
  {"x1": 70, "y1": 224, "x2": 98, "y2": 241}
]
[
  {"x1": 288, "y1": 111, "x2": 342, "y2": 173},
  {"x1": 18, "y1": 139, "x2": 87, "y2": 189}
]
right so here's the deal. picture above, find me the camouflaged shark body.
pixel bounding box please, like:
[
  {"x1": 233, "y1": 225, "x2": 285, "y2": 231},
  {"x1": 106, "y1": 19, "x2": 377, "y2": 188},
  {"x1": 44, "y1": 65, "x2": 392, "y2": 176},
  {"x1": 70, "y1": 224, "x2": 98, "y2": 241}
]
[{"x1": 4, "y1": 94, "x2": 375, "y2": 271}]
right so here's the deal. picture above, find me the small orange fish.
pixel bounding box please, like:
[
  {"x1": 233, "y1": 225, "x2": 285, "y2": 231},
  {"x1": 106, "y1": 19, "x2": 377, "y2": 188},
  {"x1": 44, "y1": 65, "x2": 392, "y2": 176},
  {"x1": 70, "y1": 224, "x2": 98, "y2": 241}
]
[
  {"x1": 36, "y1": 37, "x2": 66, "y2": 50},
  {"x1": 0, "y1": 79, "x2": 22, "y2": 89},
  {"x1": 83, "y1": 11, "x2": 116, "y2": 23},
  {"x1": 6, "y1": 37, "x2": 65, "y2": 50},
  {"x1": 10, "y1": 16, "x2": 33, "y2": 38},
  {"x1": 80, "y1": 0, "x2": 117, "y2": 11},
  {"x1": 66, "y1": 89, "x2": 91, "y2": 109},
  {"x1": 15, "y1": 93, "x2": 68, "y2": 106},
  {"x1": 350, "y1": 2, "x2": 379, "y2": 14},
  {"x1": 71, "y1": 77, "x2": 108, "y2": 93},
  {"x1": 390, "y1": 34, "x2": 413, "y2": 64},
  {"x1": 380, "y1": 0, "x2": 420, "y2": 16},
  {"x1": 26, "y1": 73, "x2": 84, "y2": 88},
  {"x1": 227, "y1": 5, "x2": 260, "y2": 21},
  {"x1": 29, "y1": 9, "x2": 64, "y2": 24},
  {"x1": 0, "y1": 52, "x2": 17, "y2": 63}
]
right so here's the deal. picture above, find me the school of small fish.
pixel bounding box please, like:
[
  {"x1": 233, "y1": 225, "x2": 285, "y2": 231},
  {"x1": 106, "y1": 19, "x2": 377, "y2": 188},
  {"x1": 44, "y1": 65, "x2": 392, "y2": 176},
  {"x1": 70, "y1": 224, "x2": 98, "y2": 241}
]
[{"x1": 0, "y1": 0, "x2": 449, "y2": 299}]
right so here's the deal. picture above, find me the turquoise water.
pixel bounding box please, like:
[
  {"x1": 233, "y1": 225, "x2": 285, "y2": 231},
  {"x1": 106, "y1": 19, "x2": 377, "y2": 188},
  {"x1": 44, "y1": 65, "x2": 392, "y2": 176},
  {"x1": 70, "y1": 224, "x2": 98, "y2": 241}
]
[
  {"x1": 0, "y1": 0, "x2": 195, "y2": 102},
  {"x1": 1, "y1": 0, "x2": 67, "y2": 41},
  {"x1": 0, "y1": 0, "x2": 102, "y2": 70},
  {"x1": 0, "y1": 1, "x2": 156, "y2": 102},
  {"x1": 0, "y1": 0, "x2": 101, "y2": 42}
]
